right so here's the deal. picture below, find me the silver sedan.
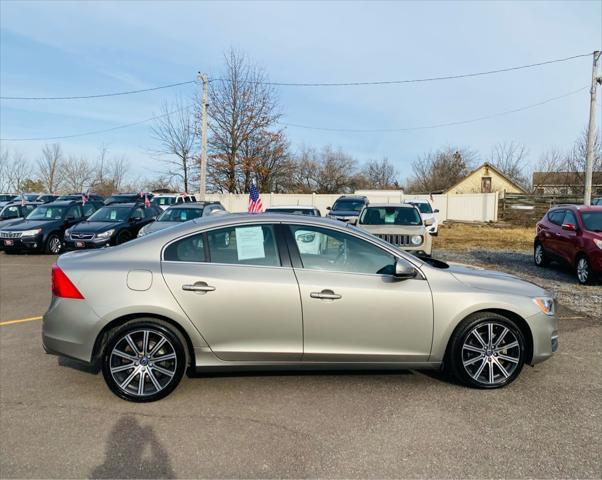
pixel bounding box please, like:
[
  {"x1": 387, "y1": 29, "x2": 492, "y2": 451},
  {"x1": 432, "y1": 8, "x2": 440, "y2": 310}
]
[{"x1": 43, "y1": 214, "x2": 558, "y2": 402}]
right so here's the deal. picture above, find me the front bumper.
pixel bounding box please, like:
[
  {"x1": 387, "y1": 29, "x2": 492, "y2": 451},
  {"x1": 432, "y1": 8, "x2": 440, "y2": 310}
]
[
  {"x1": 1, "y1": 234, "x2": 44, "y2": 251},
  {"x1": 64, "y1": 237, "x2": 111, "y2": 250},
  {"x1": 525, "y1": 310, "x2": 559, "y2": 365}
]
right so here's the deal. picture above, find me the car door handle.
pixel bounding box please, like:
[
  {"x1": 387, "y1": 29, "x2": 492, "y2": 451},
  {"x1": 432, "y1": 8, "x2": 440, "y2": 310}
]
[
  {"x1": 182, "y1": 282, "x2": 216, "y2": 293},
  {"x1": 310, "y1": 290, "x2": 342, "y2": 300}
]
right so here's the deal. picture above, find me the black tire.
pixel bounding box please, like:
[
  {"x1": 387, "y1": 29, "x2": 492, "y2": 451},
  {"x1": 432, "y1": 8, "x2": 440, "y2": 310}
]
[
  {"x1": 115, "y1": 230, "x2": 132, "y2": 245},
  {"x1": 576, "y1": 254, "x2": 592, "y2": 285},
  {"x1": 101, "y1": 319, "x2": 187, "y2": 402},
  {"x1": 447, "y1": 311, "x2": 526, "y2": 389},
  {"x1": 534, "y1": 241, "x2": 549, "y2": 267},
  {"x1": 45, "y1": 233, "x2": 62, "y2": 254}
]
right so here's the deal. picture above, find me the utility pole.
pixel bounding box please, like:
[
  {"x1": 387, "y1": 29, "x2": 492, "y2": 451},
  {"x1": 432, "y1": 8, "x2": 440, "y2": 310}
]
[
  {"x1": 584, "y1": 51, "x2": 601, "y2": 206},
  {"x1": 198, "y1": 73, "x2": 209, "y2": 201}
]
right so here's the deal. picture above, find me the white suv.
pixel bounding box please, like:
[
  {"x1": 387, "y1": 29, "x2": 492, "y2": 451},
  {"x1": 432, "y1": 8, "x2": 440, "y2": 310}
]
[
  {"x1": 407, "y1": 199, "x2": 439, "y2": 236},
  {"x1": 151, "y1": 193, "x2": 198, "y2": 211}
]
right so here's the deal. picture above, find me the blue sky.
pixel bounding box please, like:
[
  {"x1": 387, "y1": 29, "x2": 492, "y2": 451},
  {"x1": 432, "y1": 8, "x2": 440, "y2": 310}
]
[{"x1": 1, "y1": 0, "x2": 600, "y2": 183}]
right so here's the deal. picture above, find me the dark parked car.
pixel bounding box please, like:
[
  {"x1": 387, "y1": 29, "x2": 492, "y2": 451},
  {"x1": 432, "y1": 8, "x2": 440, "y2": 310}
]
[
  {"x1": 0, "y1": 200, "x2": 102, "y2": 254},
  {"x1": 138, "y1": 202, "x2": 225, "y2": 237},
  {"x1": 0, "y1": 194, "x2": 17, "y2": 207},
  {"x1": 534, "y1": 204, "x2": 602, "y2": 284},
  {"x1": 64, "y1": 203, "x2": 162, "y2": 249},
  {"x1": 104, "y1": 193, "x2": 153, "y2": 205},
  {"x1": 36, "y1": 194, "x2": 60, "y2": 203},
  {"x1": 0, "y1": 203, "x2": 43, "y2": 247},
  {"x1": 57, "y1": 193, "x2": 104, "y2": 202},
  {"x1": 326, "y1": 195, "x2": 369, "y2": 224}
]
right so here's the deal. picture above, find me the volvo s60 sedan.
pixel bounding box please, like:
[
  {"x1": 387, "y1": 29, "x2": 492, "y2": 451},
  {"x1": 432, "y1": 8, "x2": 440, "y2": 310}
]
[{"x1": 43, "y1": 214, "x2": 558, "y2": 402}]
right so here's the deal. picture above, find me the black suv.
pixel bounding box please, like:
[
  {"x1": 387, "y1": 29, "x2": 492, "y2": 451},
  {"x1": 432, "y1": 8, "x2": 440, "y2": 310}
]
[
  {"x1": 64, "y1": 203, "x2": 162, "y2": 249},
  {"x1": 0, "y1": 200, "x2": 102, "y2": 254},
  {"x1": 57, "y1": 193, "x2": 104, "y2": 202},
  {"x1": 104, "y1": 193, "x2": 153, "y2": 205},
  {"x1": 327, "y1": 195, "x2": 369, "y2": 224}
]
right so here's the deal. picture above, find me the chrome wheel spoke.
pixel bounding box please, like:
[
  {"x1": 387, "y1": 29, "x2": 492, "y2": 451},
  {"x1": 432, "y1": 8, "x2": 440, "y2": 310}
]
[
  {"x1": 152, "y1": 353, "x2": 176, "y2": 363},
  {"x1": 151, "y1": 364, "x2": 175, "y2": 377},
  {"x1": 112, "y1": 349, "x2": 138, "y2": 362},
  {"x1": 149, "y1": 338, "x2": 166, "y2": 357},
  {"x1": 142, "y1": 330, "x2": 149, "y2": 355},
  {"x1": 497, "y1": 353, "x2": 519, "y2": 363},
  {"x1": 463, "y1": 356, "x2": 483, "y2": 367},
  {"x1": 111, "y1": 362, "x2": 135, "y2": 373},
  {"x1": 488, "y1": 360, "x2": 495, "y2": 383},
  {"x1": 472, "y1": 358, "x2": 487, "y2": 380},
  {"x1": 138, "y1": 371, "x2": 146, "y2": 395},
  {"x1": 472, "y1": 330, "x2": 487, "y2": 348},
  {"x1": 147, "y1": 368, "x2": 162, "y2": 392},
  {"x1": 493, "y1": 328, "x2": 508, "y2": 348},
  {"x1": 493, "y1": 358, "x2": 510, "y2": 378},
  {"x1": 120, "y1": 367, "x2": 140, "y2": 390},
  {"x1": 125, "y1": 334, "x2": 141, "y2": 356},
  {"x1": 487, "y1": 323, "x2": 493, "y2": 346},
  {"x1": 497, "y1": 340, "x2": 519, "y2": 351},
  {"x1": 463, "y1": 344, "x2": 485, "y2": 354}
]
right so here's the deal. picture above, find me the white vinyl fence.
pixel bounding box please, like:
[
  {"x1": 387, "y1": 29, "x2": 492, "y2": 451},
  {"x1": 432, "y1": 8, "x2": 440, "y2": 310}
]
[{"x1": 204, "y1": 192, "x2": 499, "y2": 223}]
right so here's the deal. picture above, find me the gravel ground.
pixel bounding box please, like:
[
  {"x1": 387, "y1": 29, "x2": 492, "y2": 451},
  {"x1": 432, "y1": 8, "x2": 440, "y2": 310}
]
[{"x1": 435, "y1": 248, "x2": 602, "y2": 321}]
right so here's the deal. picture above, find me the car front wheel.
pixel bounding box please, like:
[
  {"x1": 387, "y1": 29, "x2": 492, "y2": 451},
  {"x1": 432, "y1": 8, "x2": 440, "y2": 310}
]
[
  {"x1": 448, "y1": 312, "x2": 526, "y2": 389},
  {"x1": 576, "y1": 255, "x2": 592, "y2": 285},
  {"x1": 534, "y1": 242, "x2": 548, "y2": 267},
  {"x1": 101, "y1": 320, "x2": 187, "y2": 402},
  {"x1": 45, "y1": 234, "x2": 62, "y2": 254}
]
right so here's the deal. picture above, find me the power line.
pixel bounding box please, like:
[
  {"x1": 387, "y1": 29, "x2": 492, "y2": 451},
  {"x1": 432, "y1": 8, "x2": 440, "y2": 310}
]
[
  {"x1": 0, "y1": 104, "x2": 193, "y2": 142},
  {"x1": 279, "y1": 86, "x2": 589, "y2": 133},
  {"x1": 0, "y1": 80, "x2": 196, "y2": 101},
  {"x1": 213, "y1": 53, "x2": 593, "y2": 87},
  {"x1": 0, "y1": 52, "x2": 592, "y2": 101}
]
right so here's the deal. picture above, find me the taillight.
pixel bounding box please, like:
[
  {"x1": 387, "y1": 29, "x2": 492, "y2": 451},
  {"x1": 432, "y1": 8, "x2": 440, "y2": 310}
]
[{"x1": 51, "y1": 264, "x2": 84, "y2": 299}]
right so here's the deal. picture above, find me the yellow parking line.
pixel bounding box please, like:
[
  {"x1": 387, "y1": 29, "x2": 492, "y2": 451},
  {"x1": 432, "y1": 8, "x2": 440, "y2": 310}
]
[{"x1": 0, "y1": 316, "x2": 43, "y2": 326}]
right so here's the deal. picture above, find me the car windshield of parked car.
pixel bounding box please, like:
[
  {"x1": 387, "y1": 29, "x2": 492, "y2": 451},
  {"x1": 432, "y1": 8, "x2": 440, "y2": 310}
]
[
  {"x1": 0, "y1": 205, "x2": 20, "y2": 218},
  {"x1": 87, "y1": 206, "x2": 131, "y2": 222},
  {"x1": 265, "y1": 208, "x2": 315, "y2": 215},
  {"x1": 26, "y1": 205, "x2": 67, "y2": 220},
  {"x1": 0, "y1": 194, "x2": 16, "y2": 202},
  {"x1": 410, "y1": 202, "x2": 433, "y2": 214},
  {"x1": 158, "y1": 208, "x2": 203, "y2": 222},
  {"x1": 581, "y1": 211, "x2": 602, "y2": 232},
  {"x1": 332, "y1": 199, "x2": 365, "y2": 212},
  {"x1": 359, "y1": 207, "x2": 422, "y2": 226},
  {"x1": 152, "y1": 197, "x2": 176, "y2": 206},
  {"x1": 105, "y1": 195, "x2": 135, "y2": 204}
]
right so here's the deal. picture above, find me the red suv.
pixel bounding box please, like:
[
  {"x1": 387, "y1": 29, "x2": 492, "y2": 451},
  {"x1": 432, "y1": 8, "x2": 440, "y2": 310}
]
[{"x1": 534, "y1": 205, "x2": 602, "y2": 284}]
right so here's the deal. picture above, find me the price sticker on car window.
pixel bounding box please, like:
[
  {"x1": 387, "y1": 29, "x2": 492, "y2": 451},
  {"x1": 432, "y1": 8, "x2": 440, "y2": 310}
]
[{"x1": 235, "y1": 226, "x2": 265, "y2": 260}]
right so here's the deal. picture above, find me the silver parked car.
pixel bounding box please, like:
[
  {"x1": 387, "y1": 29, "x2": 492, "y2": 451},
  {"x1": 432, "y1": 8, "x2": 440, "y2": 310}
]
[
  {"x1": 43, "y1": 214, "x2": 558, "y2": 402},
  {"x1": 137, "y1": 201, "x2": 226, "y2": 237}
]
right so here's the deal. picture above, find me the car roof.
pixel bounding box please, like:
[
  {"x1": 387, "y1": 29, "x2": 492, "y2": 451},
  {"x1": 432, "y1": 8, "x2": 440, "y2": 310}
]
[
  {"x1": 364, "y1": 203, "x2": 415, "y2": 208},
  {"x1": 335, "y1": 195, "x2": 367, "y2": 200},
  {"x1": 266, "y1": 205, "x2": 316, "y2": 209},
  {"x1": 551, "y1": 204, "x2": 602, "y2": 212},
  {"x1": 101, "y1": 203, "x2": 139, "y2": 208},
  {"x1": 45, "y1": 200, "x2": 81, "y2": 206},
  {"x1": 166, "y1": 202, "x2": 212, "y2": 209},
  {"x1": 154, "y1": 193, "x2": 194, "y2": 197}
]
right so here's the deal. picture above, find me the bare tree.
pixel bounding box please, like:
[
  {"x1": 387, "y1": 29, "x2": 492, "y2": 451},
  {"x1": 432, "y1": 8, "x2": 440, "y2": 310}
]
[
  {"x1": 62, "y1": 155, "x2": 95, "y2": 192},
  {"x1": 6, "y1": 151, "x2": 33, "y2": 192},
  {"x1": 406, "y1": 147, "x2": 477, "y2": 193},
  {"x1": 361, "y1": 157, "x2": 399, "y2": 189},
  {"x1": 37, "y1": 143, "x2": 64, "y2": 193},
  {"x1": 205, "y1": 49, "x2": 283, "y2": 193},
  {"x1": 109, "y1": 155, "x2": 129, "y2": 193},
  {"x1": 488, "y1": 141, "x2": 529, "y2": 188},
  {"x1": 0, "y1": 149, "x2": 9, "y2": 192},
  {"x1": 151, "y1": 97, "x2": 197, "y2": 192}
]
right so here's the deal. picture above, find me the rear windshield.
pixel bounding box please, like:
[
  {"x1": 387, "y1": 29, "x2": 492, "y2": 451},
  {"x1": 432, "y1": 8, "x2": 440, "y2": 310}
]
[
  {"x1": 105, "y1": 195, "x2": 136, "y2": 204},
  {"x1": 27, "y1": 206, "x2": 67, "y2": 220},
  {"x1": 158, "y1": 208, "x2": 204, "y2": 222},
  {"x1": 581, "y1": 211, "x2": 602, "y2": 232},
  {"x1": 332, "y1": 199, "x2": 365, "y2": 212},
  {"x1": 265, "y1": 208, "x2": 316, "y2": 216},
  {"x1": 410, "y1": 202, "x2": 433, "y2": 214},
  {"x1": 152, "y1": 197, "x2": 177, "y2": 206},
  {"x1": 88, "y1": 206, "x2": 131, "y2": 222},
  {"x1": 359, "y1": 207, "x2": 422, "y2": 225}
]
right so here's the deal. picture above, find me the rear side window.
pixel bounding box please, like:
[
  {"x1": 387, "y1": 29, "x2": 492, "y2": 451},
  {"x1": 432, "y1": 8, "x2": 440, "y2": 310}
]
[
  {"x1": 207, "y1": 225, "x2": 280, "y2": 267},
  {"x1": 548, "y1": 210, "x2": 565, "y2": 226},
  {"x1": 164, "y1": 233, "x2": 206, "y2": 262}
]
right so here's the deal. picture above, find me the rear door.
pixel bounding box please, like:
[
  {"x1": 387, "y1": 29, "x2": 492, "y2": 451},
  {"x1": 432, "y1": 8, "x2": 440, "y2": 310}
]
[
  {"x1": 542, "y1": 209, "x2": 565, "y2": 257},
  {"x1": 161, "y1": 223, "x2": 303, "y2": 361},
  {"x1": 556, "y1": 210, "x2": 579, "y2": 264}
]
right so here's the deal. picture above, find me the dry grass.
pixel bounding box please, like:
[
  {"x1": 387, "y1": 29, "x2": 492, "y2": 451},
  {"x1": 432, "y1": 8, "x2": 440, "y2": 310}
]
[{"x1": 436, "y1": 223, "x2": 534, "y2": 252}]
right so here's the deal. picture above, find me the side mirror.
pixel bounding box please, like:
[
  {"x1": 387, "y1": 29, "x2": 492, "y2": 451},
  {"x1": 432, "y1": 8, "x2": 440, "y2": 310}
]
[
  {"x1": 561, "y1": 223, "x2": 577, "y2": 232},
  {"x1": 394, "y1": 259, "x2": 417, "y2": 279},
  {"x1": 434, "y1": 209, "x2": 440, "y2": 213},
  {"x1": 326, "y1": 206, "x2": 331, "y2": 211}
]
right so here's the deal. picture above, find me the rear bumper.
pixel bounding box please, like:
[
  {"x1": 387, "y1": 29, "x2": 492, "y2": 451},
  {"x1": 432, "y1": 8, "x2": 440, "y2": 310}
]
[
  {"x1": 525, "y1": 311, "x2": 559, "y2": 365},
  {"x1": 42, "y1": 297, "x2": 102, "y2": 363}
]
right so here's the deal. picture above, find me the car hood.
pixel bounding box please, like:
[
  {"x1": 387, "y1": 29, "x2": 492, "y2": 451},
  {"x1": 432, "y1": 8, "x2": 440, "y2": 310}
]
[
  {"x1": 0, "y1": 218, "x2": 25, "y2": 229},
  {"x1": 1, "y1": 219, "x2": 60, "y2": 231},
  {"x1": 358, "y1": 224, "x2": 425, "y2": 235},
  {"x1": 447, "y1": 262, "x2": 548, "y2": 297},
  {"x1": 143, "y1": 221, "x2": 177, "y2": 234},
  {"x1": 71, "y1": 221, "x2": 122, "y2": 233}
]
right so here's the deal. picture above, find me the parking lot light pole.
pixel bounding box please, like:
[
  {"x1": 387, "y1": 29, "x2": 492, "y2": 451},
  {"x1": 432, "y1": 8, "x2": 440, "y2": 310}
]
[
  {"x1": 198, "y1": 73, "x2": 209, "y2": 201},
  {"x1": 584, "y1": 50, "x2": 601, "y2": 206}
]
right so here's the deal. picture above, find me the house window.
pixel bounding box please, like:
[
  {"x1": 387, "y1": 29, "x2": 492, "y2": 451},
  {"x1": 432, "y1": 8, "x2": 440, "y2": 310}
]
[{"x1": 481, "y1": 177, "x2": 492, "y2": 193}]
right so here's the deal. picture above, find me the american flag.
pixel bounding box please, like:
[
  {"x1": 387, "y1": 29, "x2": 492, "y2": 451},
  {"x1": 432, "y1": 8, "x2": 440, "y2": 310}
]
[
  {"x1": 144, "y1": 194, "x2": 151, "y2": 208},
  {"x1": 248, "y1": 181, "x2": 263, "y2": 213},
  {"x1": 81, "y1": 189, "x2": 90, "y2": 205}
]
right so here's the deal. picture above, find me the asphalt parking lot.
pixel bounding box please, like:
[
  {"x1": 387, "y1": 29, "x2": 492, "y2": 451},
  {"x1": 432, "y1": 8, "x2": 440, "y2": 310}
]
[{"x1": 0, "y1": 252, "x2": 600, "y2": 478}]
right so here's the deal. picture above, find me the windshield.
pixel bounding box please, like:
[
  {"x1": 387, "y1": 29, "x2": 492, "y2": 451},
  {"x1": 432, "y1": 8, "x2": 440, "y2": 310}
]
[
  {"x1": 0, "y1": 195, "x2": 16, "y2": 202},
  {"x1": 410, "y1": 202, "x2": 433, "y2": 214},
  {"x1": 0, "y1": 205, "x2": 20, "y2": 218},
  {"x1": 359, "y1": 207, "x2": 422, "y2": 225},
  {"x1": 332, "y1": 199, "x2": 365, "y2": 212},
  {"x1": 582, "y1": 211, "x2": 602, "y2": 232},
  {"x1": 266, "y1": 208, "x2": 315, "y2": 216},
  {"x1": 88, "y1": 206, "x2": 131, "y2": 222},
  {"x1": 152, "y1": 197, "x2": 176, "y2": 206},
  {"x1": 158, "y1": 208, "x2": 203, "y2": 222},
  {"x1": 27, "y1": 205, "x2": 67, "y2": 220}
]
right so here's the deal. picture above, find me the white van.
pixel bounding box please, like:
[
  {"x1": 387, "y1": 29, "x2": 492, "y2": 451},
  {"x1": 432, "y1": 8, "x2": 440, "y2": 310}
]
[{"x1": 151, "y1": 193, "x2": 198, "y2": 211}]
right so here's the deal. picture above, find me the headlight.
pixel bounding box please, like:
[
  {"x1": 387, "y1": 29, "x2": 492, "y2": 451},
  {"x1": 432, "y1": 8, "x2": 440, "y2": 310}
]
[
  {"x1": 137, "y1": 226, "x2": 147, "y2": 237},
  {"x1": 533, "y1": 297, "x2": 555, "y2": 316},
  {"x1": 594, "y1": 239, "x2": 602, "y2": 250},
  {"x1": 21, "y1": 228, "x2": 42, "y2": 237},
  {"x1": 95, "y1": 229, "x2": 115, "y2": 240},
  {"x1": 410, "y1": 235, "x2": 423, "y2": 245}
]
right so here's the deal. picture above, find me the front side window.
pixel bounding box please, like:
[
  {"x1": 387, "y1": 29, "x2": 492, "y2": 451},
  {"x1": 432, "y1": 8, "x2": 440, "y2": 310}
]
[
  {"x1": 27, "y1": 206, "x2": 67, "y2": 220},
  {"x1": 359, "y1": 207, "x2": 422, "y2": 226},
  {"x1": 207, "y1": 225, "x2": 280, "y2": 267},
  {"x1": 581, "y1": 212, "x2": 602, "y2": 232},
  {"x1": 1, "y1": 206, "x2": 20, "y2": 218},
  {"x1": 288, "y1": 225, "x2": 395, "y2": 275}
]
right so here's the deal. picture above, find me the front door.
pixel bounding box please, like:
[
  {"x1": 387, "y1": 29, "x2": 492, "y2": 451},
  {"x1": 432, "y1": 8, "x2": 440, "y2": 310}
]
[
  {"x1": 287, "y1": 225, "x2": 433, "y2": 362},
  {"x1": 161, "y1": 224, "x2": 303, "y2": 361}
]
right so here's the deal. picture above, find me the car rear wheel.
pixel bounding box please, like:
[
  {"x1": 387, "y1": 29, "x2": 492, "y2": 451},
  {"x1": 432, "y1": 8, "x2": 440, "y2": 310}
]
[
  {"x1": 448, "y1": 312, "x2": 525, "y2": 389},
  {"x1": 101, "y1": 320, "x2": 186, "y2": 402},
  {"x1": 576, "y1": 255, "x2": 592, "y2": 285},
  {"x1": 45, "y1": 234, "x2": 62, "y2": 254},
  {"x1": 534, "y1": 242, "x2": 548, "y2": 267},
  {"x1": 116, "y1": 231, "x2": 132, "y2": 245}
]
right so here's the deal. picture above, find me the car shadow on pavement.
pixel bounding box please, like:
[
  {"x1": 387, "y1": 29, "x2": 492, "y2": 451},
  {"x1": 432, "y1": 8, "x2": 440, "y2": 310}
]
[{"x1": 90, "y1": 415, "x2": 175, "y2": 479}]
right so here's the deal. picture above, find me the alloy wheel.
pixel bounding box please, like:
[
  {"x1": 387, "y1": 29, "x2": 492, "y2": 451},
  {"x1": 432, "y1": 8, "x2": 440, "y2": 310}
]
[
  {"x1": 461, "y1": 322, "x2": 521, "y2": 386},
  {"x1": 109, "y1": 329, "x2": 178, "y2": 398},
  {"x1": 577, "y1": 257, "x2": 589, "y2": 284},
  {"x1": 534, "y1": 244, "x2": 544, "y2": 265},
  {"x1": 48, "y1": 236, "x2": 62, "y2": 254}
]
